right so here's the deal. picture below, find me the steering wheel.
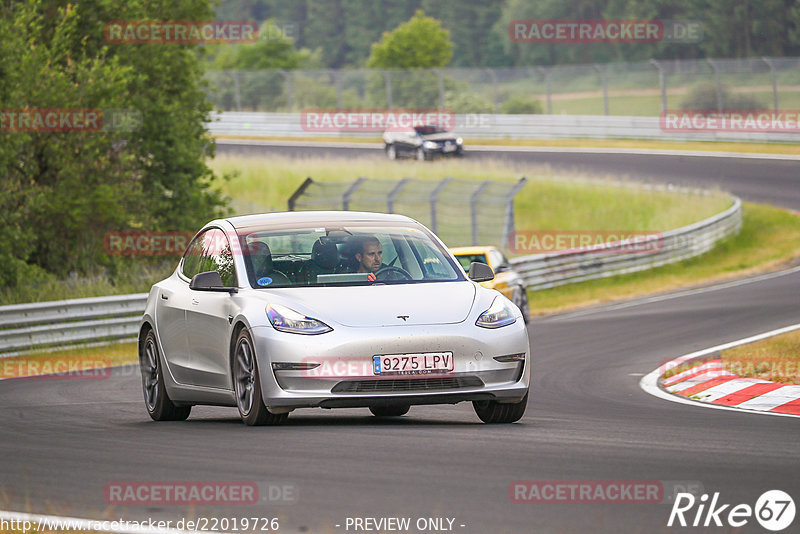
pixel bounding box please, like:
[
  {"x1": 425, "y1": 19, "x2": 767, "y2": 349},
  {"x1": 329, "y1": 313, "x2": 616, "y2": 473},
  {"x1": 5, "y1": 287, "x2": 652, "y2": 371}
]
[{"x1": 375, "y1": 265, "x2": 413, "y2": 281}]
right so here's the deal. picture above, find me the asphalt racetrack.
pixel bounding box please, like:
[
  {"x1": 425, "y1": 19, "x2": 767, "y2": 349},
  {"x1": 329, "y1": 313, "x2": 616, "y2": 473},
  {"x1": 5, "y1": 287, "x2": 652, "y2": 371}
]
[{"x1": 1, "y1": 143, "x2": 799, "y2": 534}]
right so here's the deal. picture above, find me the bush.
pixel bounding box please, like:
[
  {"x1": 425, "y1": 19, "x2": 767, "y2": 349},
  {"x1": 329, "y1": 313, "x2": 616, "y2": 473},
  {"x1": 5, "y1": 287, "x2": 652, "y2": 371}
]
[
  {"x1": 500, "y1": 95, "x2": 543, "y2": 114},
  {"x1": 680, "y1": 82, "x2": 766, "y2": 111},
  {"x1": 444, "y1": 90, "x2": 494, "y2": 114}
]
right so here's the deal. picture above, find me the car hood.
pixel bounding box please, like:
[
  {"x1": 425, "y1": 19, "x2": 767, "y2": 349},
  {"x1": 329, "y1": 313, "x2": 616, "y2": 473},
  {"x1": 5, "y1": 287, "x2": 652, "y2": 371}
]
[{"x1": 254, "y1": 282, "x2": 477, "y2": 327}]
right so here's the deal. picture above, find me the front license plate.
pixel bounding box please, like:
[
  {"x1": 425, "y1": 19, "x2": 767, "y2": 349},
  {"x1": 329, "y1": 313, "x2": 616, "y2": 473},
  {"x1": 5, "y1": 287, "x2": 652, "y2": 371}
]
[
  {"x1": 373, "y1": 352, "x2": 454, "y2": 375},
  {"x1": 443, "y1": 143, "x2": 456, "y2": 152}
]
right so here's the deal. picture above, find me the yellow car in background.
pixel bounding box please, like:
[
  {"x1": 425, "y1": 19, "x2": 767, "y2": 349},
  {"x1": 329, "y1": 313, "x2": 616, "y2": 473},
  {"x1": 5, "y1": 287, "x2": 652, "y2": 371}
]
[{"x1": 450, "y1": 246, "x2": 530, "y2": 323}]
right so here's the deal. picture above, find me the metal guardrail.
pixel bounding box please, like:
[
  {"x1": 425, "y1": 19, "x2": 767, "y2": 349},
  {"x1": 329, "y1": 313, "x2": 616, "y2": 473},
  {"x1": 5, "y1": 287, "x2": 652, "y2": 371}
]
[
  {"x1": 209, "y1": 112, "x2": 800, "y2": 143},
  {"x1": 509, "y1": 197, "x2": 742, "y2": 290},
  {"x1": 0, "y1": 196, "x2": 741, "y2": 356},
  {"x1": 0, "y1": 294, "x2": 147, "y2": 354}
]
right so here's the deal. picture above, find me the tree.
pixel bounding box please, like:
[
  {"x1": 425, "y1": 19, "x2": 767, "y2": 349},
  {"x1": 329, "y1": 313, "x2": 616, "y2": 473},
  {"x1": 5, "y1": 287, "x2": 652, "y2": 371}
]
[
  {"x1": 0, "y1": 0, "x2": 226, "y2": 288},
  {"x1": 367, "y1": 10, "x2": 453, "y2": 68}
]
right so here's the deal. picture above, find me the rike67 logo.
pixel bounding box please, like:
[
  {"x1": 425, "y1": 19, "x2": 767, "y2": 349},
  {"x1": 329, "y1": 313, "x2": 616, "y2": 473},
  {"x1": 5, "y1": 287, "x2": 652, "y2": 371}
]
[{"x1": 668, "y1": 490, "x2": 795, "y2": 531}]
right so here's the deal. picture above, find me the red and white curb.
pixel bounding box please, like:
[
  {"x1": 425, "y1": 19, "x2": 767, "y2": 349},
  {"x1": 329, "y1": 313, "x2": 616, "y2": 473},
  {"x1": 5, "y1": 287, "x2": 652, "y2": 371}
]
[{"x1": 640, "y1": 323, "x2": 800, "y2": 418}]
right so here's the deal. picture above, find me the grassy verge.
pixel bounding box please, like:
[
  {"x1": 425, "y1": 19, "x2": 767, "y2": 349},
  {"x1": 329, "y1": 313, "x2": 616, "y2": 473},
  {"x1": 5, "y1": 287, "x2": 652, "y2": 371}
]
[
  {"x1": 721, "y1": 329, "x2": 800, "y2": 385},
  {"x1": 0, "y1": 342, "x2": 138, "y2": 378},
  {"x1": 529, "y1": 202, "x2": 800, "y2": 315},
  {"x1": 208, "y1": 153, "x2": 732, "y2": 235},
  {"x1": 216, "y1": 135, "x2": 800, "y2": 156}
]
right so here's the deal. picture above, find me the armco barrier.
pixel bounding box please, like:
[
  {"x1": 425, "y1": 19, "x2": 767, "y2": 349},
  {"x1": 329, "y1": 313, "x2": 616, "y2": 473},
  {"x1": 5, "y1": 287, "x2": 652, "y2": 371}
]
[
  {"x1": 209, "y1": 112, "x2": 800, "y2": 143},
  {"x1": 509, "y1": 196, "x2": 741, "y2": 290},
  {"x1": 0, "y1": 196, "x2": 741, "y2": 355}
]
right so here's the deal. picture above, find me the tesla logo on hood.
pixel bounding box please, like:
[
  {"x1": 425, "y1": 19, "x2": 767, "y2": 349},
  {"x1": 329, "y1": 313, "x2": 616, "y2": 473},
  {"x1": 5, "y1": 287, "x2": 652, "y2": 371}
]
[{"x1": 397, "y1": 315, "x2": 409, "y2": 321}]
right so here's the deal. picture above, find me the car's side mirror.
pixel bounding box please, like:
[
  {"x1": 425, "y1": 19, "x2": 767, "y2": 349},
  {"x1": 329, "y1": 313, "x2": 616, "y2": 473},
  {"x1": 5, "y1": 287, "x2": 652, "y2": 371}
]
[
  {"x1": 189, "y1": 271, "x2": 238, "y2": 293},
  {"x1": 468, "y1": 261, "x2": 494, "y2": 282}
]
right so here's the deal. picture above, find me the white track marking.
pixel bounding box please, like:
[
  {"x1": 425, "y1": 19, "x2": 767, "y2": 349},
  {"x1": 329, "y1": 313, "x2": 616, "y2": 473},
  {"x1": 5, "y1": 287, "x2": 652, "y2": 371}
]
[{"x1": 640, "y1": 323, "x2": 800, "y2": 418}]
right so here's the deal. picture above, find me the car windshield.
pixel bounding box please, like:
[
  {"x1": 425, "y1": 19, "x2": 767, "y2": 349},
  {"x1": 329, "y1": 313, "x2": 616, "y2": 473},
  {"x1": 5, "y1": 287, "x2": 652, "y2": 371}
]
[
  {"x1": 454, "y1": 253, "x2": 489, "y2": 272},
  {"x1": 238, "y1": 223, "x2": 465, "y2": 288},
  {"x1": 414, "y1": 125, "x2": 447, "y2": 135}
]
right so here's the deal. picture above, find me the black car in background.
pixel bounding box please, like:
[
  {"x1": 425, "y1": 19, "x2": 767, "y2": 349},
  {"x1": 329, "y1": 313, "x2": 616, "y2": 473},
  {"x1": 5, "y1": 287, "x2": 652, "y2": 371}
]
[{"x1": 383, "y1": 125, "x2": 464, "y2": 160}]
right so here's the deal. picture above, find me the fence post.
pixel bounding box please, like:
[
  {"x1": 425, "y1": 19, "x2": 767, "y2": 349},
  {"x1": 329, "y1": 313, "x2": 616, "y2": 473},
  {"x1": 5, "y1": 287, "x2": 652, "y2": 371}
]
[
  {"x1": 430, "y1": 178, "x2": 452, "y2": 235},
  {"x1": 433, "y1": 68, "x2": 445, "y2": 110},
  {"x1": 470, "y1": 181, "x2": 491, "y2": 245},
  {"x1": 288, "y1": 177, "x2": 314, "y2": 211},
  {"x1": 342, "y1": 177, "x2": 367, "y2": 211},
  {"x1": 485, "y1": 68, "x2": 499, "y2": 113},
  {"x1": 536, "y1": 67, "x2": 552, "y2": 114},
  {"x1": 762, "y1": 57, "x2": 779, "y2": 112},
  {"x1": 278, "y1": 69, "x2": 294, "y2": 111},
  {"x1": 594, "y1": 64, "x2": 609, "y2": 115},
  {"x1": 649, "y1": 59, "x2": 666, "y2": 113},
  {"x1": 330, "y1": 69, "x2": 343, "y2": 109},
  {"x1": 230, "y1": 70, "x2": 242, "y2": 112},
  {"x1": 706, "y1": 59, "x2": 723, "y2": 112},
  {"x1": 502, "y1": 177, "x2": 527, "y2": 250},
  {"x1": 387, "y1": 177, "x2": 410, "y2": 214},
  {"x1": 381, "y1": 70, "x2": 393, "y2": 109}
]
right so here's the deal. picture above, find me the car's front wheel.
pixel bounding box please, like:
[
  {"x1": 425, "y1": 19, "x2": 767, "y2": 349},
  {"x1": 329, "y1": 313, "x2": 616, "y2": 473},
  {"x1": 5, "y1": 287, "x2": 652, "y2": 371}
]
[
  {"x1": 385, "y1": 144, "x2": 397, "y2": 160},
  {"x1": 415, "y1": 147, "x2": 427, "y2": 161},
  {"x1": 234, "y1": 328, "x2": 288, "y2": 426},
  {"x1": 139, "y1": 329, "x2": 191, "y2": 421},
  {"x1": 473, "y1": 393, "x2": 528, "y2": 424},
  {"x1": 369, "y1": 405, "x2": 410, "y2": 417}
]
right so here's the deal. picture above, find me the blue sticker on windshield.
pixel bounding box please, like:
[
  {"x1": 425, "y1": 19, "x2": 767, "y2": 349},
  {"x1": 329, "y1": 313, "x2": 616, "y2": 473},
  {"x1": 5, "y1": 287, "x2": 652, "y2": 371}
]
[{"x1": 257, "y1": 277, "x2": 273, "y2": 286}]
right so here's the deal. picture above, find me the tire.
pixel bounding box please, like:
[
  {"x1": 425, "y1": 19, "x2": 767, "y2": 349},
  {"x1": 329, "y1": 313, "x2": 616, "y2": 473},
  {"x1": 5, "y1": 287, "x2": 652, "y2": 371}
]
[
  {"x1": 473, "y1": 392, "x2": 528, "y2": 424},
  {"x1": 386, "y1": 144, "x2": 397, "y2": 160},
  {"x1": 415, "y1": 147, "x2": 426, "y2": 161},
  {"x1": 369, "y1": 405, "x2": 410, "y2": 417},
  {"x1": 139, "y1": 329, "x2": 191, "y2": 421},
  {"x1": 514, "y1": 286, "x2": 531, "y2": 324},
  {"x1": 233, "y1": 328, "x2": 288, "y2": 426}
]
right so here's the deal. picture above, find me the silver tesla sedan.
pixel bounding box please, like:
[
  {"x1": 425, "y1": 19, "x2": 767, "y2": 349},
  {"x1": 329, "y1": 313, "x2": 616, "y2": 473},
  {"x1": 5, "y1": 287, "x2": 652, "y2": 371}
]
[{"x1": 138, "y1": 211, "x2": 530, "y2": 426}]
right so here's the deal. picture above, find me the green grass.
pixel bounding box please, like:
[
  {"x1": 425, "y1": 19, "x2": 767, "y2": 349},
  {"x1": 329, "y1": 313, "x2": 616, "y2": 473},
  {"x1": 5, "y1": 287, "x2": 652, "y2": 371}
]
[
  {"x1": 208, "y1": 153, "x2": 732, "y2": 240},
  {"x1": 722, "y1": 328, "x2": 800, "y2": 385},
  {"x1": 528, "y1": 203, "x2": 800, "y2": 314}
]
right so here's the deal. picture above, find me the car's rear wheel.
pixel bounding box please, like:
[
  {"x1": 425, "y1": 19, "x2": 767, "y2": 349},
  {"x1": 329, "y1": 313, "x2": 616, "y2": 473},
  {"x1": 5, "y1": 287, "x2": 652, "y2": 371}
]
[
  {"x1": 369, "y1": 405, "x2": 410, "y2": 417},
  {"x1": 139, "y1": 329, "x2": 191, "y2": 421},
  {"x1": 473, "y1": 393, "x2": 528, "y2": 424},
  {"x1": 386, "y1": 144, "x2": 397, "y2": 160},
  {"x1": 234, "y1": 328, "x2": 288, "y2": 426}
]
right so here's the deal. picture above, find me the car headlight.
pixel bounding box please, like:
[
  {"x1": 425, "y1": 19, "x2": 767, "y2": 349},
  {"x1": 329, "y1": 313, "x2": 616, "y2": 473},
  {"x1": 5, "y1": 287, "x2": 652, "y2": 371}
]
[
  {"x1": 267, "y1": 304, "x2": 332, "y2": 335},
  {"x1": 456, "y1": 137, "x2": 463, "y2": 145},
  {"x1": 423, "y1": 140, "x2": 438, "y2": 150},
  {"x1": 476, "y1": 297, "x2": 516, "y2": 329}
]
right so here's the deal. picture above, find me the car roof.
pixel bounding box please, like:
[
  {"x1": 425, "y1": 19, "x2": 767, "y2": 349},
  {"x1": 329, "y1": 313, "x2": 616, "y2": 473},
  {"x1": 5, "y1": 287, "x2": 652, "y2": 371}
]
[{"x1": 224, "y1": 210, "x2": 416, "y2": 230}]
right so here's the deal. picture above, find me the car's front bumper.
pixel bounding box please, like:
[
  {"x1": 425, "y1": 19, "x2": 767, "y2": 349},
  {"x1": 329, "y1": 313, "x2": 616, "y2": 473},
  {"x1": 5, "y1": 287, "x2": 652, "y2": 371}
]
[{"x1": 251, "y1": 320, "x2": 530, "y2": 410}]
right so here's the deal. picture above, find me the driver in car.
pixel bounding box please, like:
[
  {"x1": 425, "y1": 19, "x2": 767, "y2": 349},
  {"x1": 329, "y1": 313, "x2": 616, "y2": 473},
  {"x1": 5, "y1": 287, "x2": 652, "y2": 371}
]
[{"x1": 355, "y1": 236, "x2": 384, "y2": 280}]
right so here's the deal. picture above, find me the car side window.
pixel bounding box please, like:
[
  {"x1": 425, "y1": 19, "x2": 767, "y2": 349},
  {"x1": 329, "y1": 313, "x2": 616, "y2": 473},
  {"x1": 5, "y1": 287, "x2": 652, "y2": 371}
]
[
  {"x1": 181, "y1": 230, "x2": 208, "y2": 280},
  {"x1": 199, "y1": 228, "x2": 237, "y2": 287}
]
